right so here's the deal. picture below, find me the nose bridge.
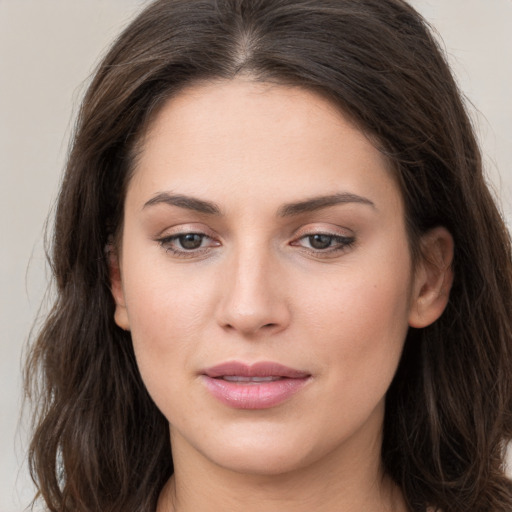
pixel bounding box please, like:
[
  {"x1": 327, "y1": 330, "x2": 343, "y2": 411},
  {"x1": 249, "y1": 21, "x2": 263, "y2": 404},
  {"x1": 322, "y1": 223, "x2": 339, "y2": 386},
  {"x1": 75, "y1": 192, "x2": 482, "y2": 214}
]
[{"x1": 216, "y1": 236, "x2": 289, "y2": 336}]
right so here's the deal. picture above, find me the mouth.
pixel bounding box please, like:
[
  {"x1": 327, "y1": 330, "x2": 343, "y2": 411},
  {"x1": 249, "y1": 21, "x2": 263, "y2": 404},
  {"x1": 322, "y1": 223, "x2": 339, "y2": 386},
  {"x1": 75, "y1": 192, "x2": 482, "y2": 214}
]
[
  {"x1": 201, "y1": 361, "x2": 311, "y2": 409},
  {"x1": 219, "y1": 376, "x2": 284, "y2": 383}
]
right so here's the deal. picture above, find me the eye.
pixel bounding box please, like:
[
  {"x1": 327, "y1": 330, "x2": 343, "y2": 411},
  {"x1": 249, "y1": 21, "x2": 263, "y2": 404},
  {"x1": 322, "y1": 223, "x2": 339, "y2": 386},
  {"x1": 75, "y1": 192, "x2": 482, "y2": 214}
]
[
  {"x1": 291, "y1": 232, "x2": 355, "y2": 255},
  {"x1": 307, "y1": 234, "x2": 338, "y2": 250},
  {"x1": 157, "y1": 232, "x2": 220, "y2": 257},
  {"x1": 175, "y1": 233, "x2": 206, "y2": 250}
]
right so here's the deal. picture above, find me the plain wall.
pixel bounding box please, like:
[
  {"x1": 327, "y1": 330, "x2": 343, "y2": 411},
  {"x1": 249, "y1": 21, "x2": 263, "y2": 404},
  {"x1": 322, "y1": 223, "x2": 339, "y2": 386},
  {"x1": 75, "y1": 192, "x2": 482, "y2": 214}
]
[{"x1": 1, "y1": 1, "x2": 511, "y2": 511}]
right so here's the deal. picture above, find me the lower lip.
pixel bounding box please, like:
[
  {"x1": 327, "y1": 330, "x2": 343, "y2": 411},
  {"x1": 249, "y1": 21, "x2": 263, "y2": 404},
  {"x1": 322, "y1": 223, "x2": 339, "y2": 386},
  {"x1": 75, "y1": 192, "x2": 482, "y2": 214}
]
[{"x1": 202, "y1": 376, "x2": 310, "y2": 409}]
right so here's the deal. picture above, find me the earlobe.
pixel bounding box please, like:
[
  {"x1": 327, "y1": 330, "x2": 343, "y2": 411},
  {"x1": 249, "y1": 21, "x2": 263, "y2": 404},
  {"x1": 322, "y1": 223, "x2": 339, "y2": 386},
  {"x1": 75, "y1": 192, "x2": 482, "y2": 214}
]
[
  {"x1": 107, "y1": 242, "x2": 130, "y2": 331},
  {"x1": 408, "y1": 226, "x2": 454, "y2": 328}
]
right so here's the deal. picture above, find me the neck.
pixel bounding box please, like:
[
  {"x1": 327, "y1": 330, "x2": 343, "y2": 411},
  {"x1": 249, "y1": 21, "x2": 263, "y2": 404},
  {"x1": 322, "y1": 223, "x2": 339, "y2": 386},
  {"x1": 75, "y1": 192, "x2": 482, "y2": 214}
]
[{"x1": 157, "y1": 424, "x2": 408, "y2": 512}]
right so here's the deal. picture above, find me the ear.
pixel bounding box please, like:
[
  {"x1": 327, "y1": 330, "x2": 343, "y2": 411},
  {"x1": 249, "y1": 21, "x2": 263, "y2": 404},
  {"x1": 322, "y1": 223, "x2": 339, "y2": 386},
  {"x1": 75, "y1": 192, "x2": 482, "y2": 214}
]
[
  {"x1": 408, "y1": 226, "x2": 454, "y2": 328},
  {"x1": 107, "y1": 242, "x2": 130, "y2": 331}
]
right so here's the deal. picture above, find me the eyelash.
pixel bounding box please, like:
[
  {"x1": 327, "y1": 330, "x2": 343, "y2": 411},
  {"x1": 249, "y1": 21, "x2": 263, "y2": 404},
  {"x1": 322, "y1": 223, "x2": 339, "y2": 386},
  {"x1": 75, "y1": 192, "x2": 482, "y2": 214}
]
[
  {"x1": 157, "y1": 231, "x2": 355, "y2": 258},
  {"x1": 158, "y1": 233, "x2": 218, "y2": 258},
  {"x1": 292, "y1": 233, "x2": 356, "y2": 255}
]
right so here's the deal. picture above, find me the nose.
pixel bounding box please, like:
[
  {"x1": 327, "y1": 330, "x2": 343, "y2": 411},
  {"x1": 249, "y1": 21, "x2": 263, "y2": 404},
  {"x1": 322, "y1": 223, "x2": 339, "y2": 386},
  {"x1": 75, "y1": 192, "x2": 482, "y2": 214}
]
[{"x1": 215, "y1": 246, "x2": 291, "y2": 337}]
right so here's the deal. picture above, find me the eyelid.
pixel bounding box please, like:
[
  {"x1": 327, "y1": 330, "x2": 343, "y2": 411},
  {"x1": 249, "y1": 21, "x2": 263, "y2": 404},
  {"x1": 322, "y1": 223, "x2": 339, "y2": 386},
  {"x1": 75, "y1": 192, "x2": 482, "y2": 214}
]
[
  {"x1": 155, "y1": 224, "x2": 221, "y2": 257},
  {"x1": 289, "y1": 224, "x2": 356, "y2": 256},
  {"x1": 291, "y1": 223, "x2": 354, "y2": 239},
  {"x1": 154, "y1": 222, "x2": 217, "y2": 239}
]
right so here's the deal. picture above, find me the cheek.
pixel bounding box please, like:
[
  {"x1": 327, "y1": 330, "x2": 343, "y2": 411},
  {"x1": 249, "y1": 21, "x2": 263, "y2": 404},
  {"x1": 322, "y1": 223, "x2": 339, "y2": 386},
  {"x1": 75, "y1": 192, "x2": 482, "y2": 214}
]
[
  {"x1": 119, "y1": 250, "x2": 219, "y2": 394},
  {"x1": 125, "y1": 285, "x2": 207, "y2": 421},
  {"x1": 298, "y1": 252, "x2": 412, "y2": 387},
  {"x1": 294, "y1": 275, "x2": 411, "y2": 441}
]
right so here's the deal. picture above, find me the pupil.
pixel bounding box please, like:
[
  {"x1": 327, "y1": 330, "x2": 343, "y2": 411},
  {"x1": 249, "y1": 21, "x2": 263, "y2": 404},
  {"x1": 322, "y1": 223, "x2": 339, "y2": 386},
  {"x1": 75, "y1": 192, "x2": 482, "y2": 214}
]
[
  {"x1": 309, "y1": 234, "x2": 332, "y2": 249},
  {"x1": 180, "y1": 234, "x2": 202, "y2": 249}
]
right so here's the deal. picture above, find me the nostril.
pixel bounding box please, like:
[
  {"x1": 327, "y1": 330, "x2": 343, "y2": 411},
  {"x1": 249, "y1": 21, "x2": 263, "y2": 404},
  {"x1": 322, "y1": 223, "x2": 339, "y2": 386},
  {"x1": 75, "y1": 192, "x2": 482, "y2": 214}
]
[{"x1": 222, "y1": 321, "x2": 278, "y2": 333}]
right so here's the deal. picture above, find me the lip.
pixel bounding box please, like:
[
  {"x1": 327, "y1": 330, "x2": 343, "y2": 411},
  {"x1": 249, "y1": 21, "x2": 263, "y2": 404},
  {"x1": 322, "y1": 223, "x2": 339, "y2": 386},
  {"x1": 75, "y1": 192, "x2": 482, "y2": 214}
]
[{"x1": 201, "y1": 361, "x2": 311, "y2": 409}]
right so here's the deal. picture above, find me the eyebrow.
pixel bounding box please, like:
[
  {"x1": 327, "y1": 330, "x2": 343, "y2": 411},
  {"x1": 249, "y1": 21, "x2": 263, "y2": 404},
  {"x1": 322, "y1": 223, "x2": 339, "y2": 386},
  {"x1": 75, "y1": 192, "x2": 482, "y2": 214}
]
[
  {"x1": 143, "y1": 192, "x2": 222, "y2": 215},
  {"x1": 142, "y1": 191, "x2": 375, "y2": 217},
  {"x1": 277, "y1": 193, "x2": 375, "y2": 217}
]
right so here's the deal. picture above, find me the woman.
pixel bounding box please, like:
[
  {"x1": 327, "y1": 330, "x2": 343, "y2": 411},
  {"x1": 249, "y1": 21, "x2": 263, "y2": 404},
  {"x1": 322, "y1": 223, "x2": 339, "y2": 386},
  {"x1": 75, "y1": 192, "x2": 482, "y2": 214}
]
[{"x1": 25, "y1": 0, "x2": 512, "y2": 511}]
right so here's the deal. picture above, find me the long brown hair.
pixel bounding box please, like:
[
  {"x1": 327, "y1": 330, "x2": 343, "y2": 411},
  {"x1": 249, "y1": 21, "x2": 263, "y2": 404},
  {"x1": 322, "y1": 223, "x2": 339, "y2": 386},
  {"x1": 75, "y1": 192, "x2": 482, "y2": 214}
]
[{"x1": 26, "y1": 1, "x2": 512, "y2": 511}]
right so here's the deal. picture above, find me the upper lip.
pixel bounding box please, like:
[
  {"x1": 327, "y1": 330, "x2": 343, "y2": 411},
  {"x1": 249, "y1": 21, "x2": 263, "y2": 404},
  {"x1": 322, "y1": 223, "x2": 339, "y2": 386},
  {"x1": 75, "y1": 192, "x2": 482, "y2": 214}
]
[{"x1": 203, "y1": 361, "x2": 310, "y2": 379}]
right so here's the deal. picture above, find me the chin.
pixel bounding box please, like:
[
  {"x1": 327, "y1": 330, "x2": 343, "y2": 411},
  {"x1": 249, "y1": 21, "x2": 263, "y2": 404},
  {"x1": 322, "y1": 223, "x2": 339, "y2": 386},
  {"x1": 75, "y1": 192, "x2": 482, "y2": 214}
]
[
  {"x1": 177, "y1": 419, "x2": 340, "y2": 477},
  {"x1": 206, "y1": 442, "x2": 315, "y2": 476}
]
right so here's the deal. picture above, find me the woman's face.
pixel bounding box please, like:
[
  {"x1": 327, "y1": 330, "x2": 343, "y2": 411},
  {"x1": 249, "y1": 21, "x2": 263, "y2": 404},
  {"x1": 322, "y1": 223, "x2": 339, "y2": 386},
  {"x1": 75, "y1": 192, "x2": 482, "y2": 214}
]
[{"x1": 112, "y1": 80, "x2": 443, "y2": 476}]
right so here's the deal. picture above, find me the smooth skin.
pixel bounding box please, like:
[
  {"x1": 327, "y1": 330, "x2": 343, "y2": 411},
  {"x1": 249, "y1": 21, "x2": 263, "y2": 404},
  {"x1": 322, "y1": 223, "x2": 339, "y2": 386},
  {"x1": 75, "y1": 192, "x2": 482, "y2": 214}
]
[{"x1": 110, "y1": 79, "x2": 453, "y2": 512}]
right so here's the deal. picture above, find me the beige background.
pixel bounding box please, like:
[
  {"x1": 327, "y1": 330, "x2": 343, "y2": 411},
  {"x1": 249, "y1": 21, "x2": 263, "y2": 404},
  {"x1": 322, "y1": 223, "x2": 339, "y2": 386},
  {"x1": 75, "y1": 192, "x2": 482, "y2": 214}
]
[{"x1": 1, "y1": 1, "x2": 511, "y2": 511}]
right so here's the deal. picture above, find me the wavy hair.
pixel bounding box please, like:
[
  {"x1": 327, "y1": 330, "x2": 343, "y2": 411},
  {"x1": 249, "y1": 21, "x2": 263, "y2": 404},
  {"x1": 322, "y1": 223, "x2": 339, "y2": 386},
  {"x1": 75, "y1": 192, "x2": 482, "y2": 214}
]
[{"x1": 25, "y1": 0, "x2": 512, "y2": 511}]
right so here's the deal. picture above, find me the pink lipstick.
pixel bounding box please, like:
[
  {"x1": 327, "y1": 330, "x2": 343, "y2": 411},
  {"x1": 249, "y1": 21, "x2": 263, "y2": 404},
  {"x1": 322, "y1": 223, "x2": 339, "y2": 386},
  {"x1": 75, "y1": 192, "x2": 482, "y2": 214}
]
[{"x1": 201, "y1": 361, "x2": 311, "y2": 409}]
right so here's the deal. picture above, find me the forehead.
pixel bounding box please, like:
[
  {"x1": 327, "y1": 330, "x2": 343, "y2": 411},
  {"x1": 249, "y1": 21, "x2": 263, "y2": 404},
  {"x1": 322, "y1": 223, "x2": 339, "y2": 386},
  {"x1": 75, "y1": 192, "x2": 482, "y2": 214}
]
[{"x1": 128, "y1": 79, "x2": 402, "y2": 216}]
